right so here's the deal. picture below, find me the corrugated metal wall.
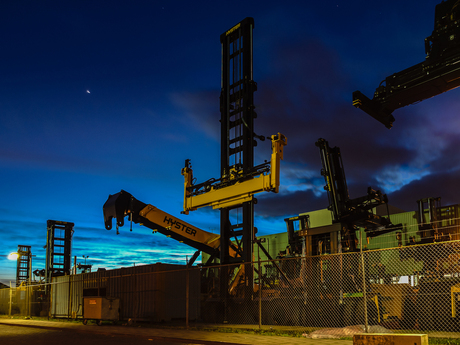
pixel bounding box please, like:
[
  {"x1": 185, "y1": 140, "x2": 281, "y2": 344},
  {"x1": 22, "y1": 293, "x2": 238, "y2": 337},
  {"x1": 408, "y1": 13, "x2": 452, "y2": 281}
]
[
  {"x1": 50, "y1": 263, "x2": 200, "y2": 321},
  {"x1": 0, "y1": 288, "x2": 10, "y2": 314},
  {"x1": 50, "y1": 275, "x2": 84, "y2": 318}
]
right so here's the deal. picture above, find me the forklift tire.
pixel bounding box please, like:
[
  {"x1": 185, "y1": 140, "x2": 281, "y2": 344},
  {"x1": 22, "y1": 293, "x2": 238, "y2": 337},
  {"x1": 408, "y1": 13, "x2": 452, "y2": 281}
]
[{"x1": 82, "y1": 319, "x2": 88, "y2": 325}]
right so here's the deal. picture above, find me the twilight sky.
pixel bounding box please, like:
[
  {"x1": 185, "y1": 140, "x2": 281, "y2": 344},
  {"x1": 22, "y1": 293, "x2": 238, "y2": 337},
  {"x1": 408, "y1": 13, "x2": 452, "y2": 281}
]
[{"x1": 2, "y1": 0, "x2": 459, "y2": 285}]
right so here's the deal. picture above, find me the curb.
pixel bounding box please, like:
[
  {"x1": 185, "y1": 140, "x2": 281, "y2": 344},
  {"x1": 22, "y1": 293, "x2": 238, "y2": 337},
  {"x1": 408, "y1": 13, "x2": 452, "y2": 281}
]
[{"x1": 0, "y1": 321, "x2": 246, "y2": 345}]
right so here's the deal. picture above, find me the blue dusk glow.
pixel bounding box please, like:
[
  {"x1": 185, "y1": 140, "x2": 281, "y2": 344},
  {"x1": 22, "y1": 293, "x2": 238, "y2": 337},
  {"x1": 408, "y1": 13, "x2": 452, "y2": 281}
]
[{"x1": 1, "y1": 0, "x2": 459, "y2": 285}]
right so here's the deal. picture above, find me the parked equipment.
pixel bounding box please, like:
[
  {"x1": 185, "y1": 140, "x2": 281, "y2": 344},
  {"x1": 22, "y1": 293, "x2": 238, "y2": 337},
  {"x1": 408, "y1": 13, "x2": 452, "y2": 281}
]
[
  {"x1": 45, "y1": 220, "x2": 74, "y2": 286},
  {"x1": 353, "y1": 0, "x2": 460, "y2": 128},
  {"x1": 83, "y1": 296, "x2": 120, "y2": 326},
  {"x1": 103, "y1": 190, "x2": 228, "y2": 266},
  {"x1": 315, "y1": 138, "x2": 399, "y2": 252},
  {"x1": 103, "y1": 190, "x2": 289, "y2": 298}
]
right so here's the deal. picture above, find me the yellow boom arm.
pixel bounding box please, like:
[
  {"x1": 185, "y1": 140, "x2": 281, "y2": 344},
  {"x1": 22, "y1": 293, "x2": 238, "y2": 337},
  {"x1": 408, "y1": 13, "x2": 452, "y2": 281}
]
[{"x1": 103, "y1": 190, "x2": 240, "y2": 259}]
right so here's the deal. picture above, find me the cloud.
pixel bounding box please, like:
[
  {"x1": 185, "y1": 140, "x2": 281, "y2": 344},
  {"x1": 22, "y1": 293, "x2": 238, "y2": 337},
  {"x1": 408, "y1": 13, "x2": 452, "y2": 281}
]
[
  {"x1": 256, "y1": 189, "x2": 328, "y2": 220},
  {"x1": 254, "y1": 37, "x2": 460, "y2": 211},
  {"x1": 146, "y1": 32, "x2": 460, "y2": 233},
  {"x1": 162, "y1": 38, "x2": 430, "y2": 220},
  {"x1": 0, "y1": 216, "x2": 202, "y2": 284},
  {"x1": 375, "y1": 164, "x2": 430, "y2": 193},
  {"x1": 170, "y1": 90, "x2": 221, "y2": 141}
]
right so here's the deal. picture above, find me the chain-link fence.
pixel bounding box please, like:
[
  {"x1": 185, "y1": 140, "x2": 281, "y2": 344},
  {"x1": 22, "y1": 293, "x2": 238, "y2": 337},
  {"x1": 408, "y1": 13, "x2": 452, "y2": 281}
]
[
  {"x1": 2, "y1": 228, "x2": 460, "y2": 338},
  {"x1": 198, "y1": 239, "x2": 460, "y2": 337},
  {"x1": 0, "y1": 263, "x2": 201, "y2": 323},
  {"x1": 0, "y1": 283, "x2": 47, "y2": 317}
]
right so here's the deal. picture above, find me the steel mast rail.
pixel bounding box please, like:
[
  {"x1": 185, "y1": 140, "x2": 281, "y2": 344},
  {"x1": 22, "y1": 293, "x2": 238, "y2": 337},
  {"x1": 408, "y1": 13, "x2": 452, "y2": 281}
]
[{"x1": 353, "y1": 0, "x2": 460, "y2": 128}]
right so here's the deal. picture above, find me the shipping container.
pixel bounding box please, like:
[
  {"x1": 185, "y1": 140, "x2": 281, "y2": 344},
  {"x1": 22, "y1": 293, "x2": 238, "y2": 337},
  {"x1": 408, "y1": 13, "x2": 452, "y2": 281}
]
[{"x1": 50, "y1": 263, "x2": 200, "y2": 322}]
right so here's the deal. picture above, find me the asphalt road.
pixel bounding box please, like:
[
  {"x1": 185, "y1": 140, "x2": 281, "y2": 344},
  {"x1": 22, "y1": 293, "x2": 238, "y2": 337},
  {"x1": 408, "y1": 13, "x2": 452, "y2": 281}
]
[{"x1": 0, "y1": 324, "x2": 203, "y2": 345}]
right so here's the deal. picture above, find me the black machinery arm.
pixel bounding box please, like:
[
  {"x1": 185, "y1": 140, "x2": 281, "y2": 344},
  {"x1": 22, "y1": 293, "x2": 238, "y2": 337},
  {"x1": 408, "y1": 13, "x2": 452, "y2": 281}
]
[
  {"x1": 353, "y1": 0, "x2": 460, "y2": 128},
  {"x1": 103, "y1": 189, "x2": 147, "y2": 230},
  {"x1": 103, "y1": 190, "x2": 222, "y2": 258},
  {"x1": 316, "y1": 138, "x2": 396, "y2": 235},
  {"x1": 316, "y1": 138, "x2": 349, "y2": 223}
]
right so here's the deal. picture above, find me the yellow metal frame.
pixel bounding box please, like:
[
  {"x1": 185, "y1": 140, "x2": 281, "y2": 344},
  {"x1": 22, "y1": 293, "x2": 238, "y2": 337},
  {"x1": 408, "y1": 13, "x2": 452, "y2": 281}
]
[
  {"x1": 451, "y1": 283, "x2": 460, "y2": 317},
  {"x1": 181, "y1": 133, "x2": 287, "y2": 214}
]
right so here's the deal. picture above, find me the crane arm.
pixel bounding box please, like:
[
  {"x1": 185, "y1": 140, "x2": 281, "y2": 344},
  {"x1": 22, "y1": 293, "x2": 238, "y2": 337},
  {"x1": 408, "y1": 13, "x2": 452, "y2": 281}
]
[
  {"x1": 352, "y1": 52, "x2": 460, "y2": 128},
  {"x1": 103, "y1": 190, "x2": 222, "y2": 256},
  {"x1": 353, "y1": 0, "x2": 460, "y2": 128}
]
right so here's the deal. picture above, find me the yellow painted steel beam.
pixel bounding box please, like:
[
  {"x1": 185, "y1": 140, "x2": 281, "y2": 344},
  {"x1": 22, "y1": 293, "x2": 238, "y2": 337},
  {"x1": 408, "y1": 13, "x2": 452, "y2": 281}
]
[{"x1": 181, "y1": 133, "x2": 286, "y2": 214}]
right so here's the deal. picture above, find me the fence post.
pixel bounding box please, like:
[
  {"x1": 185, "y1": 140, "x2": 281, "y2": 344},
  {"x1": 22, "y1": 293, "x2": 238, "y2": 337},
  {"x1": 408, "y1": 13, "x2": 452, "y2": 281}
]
[
  {"x1": 68, "y1": 276, "x2": 71, "y2": 319},
  {"x1": 28, "y1": 282, "x2": 31, "y2": 317},
  {"x1": 9, "y1": 282, "x2": 12, "y2": 317},
  {"x1": 360, "y1": 230, "x2": 368, "y2": 332},
  {"x1": 186, "y1": 264, "x2": 189, "y2": 328},
  {"x1": 258, "y1": 257, "x2": 262, "y2": 329}
]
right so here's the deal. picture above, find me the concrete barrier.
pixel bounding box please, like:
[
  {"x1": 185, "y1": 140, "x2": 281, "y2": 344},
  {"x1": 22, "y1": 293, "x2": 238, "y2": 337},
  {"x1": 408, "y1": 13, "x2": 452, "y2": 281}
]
[{"x1": 353, "y1": 333, "x2": 428, "y2": 345}]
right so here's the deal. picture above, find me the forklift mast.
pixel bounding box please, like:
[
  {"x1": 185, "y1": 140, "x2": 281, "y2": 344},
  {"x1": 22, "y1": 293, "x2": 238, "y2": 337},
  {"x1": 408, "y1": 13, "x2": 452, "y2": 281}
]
[
  {"x1": 315, "y1": 138, "x2": 395, "y2": 239},
  {"x1": 15, "y1": 245, "x2": 31, "y2": 287},
  {"x1": 417, "y1": 197, "x2": 441, "y2": 243},
  {"x1": 219, "y1": 18, "x2": 255, "y2": 268},
  {"x1": 353, "y1": 0, "x2": 460, "y2": 128},
  {"x1": 181, "y1": 18, "x2": 284, "y2": 271},
  {"x1": 284, "y1": 215, "x2": 309, "y2": 255},
  {"x1": 45, "y1": 220, "x2": 74, "y2": 285}
]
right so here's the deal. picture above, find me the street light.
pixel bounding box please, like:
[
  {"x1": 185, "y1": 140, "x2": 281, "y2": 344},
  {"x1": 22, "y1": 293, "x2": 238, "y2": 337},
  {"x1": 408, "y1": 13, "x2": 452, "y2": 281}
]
[
  {"x1": 8, "y1": 250, "x2": 33, "y2": 286},
  {"x1": 6, "y1": 252, "x2": 19, "y2": 318},
  {"x1": 8, "y1": 252, "x2": 19, "y2": 261}
]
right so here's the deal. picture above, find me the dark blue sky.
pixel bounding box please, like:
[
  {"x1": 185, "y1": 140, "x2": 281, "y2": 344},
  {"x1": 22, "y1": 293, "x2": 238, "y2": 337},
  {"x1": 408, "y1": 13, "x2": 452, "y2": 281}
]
[{"x1": 2, "y1": 0, "x2": 459, "y2": 285}]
